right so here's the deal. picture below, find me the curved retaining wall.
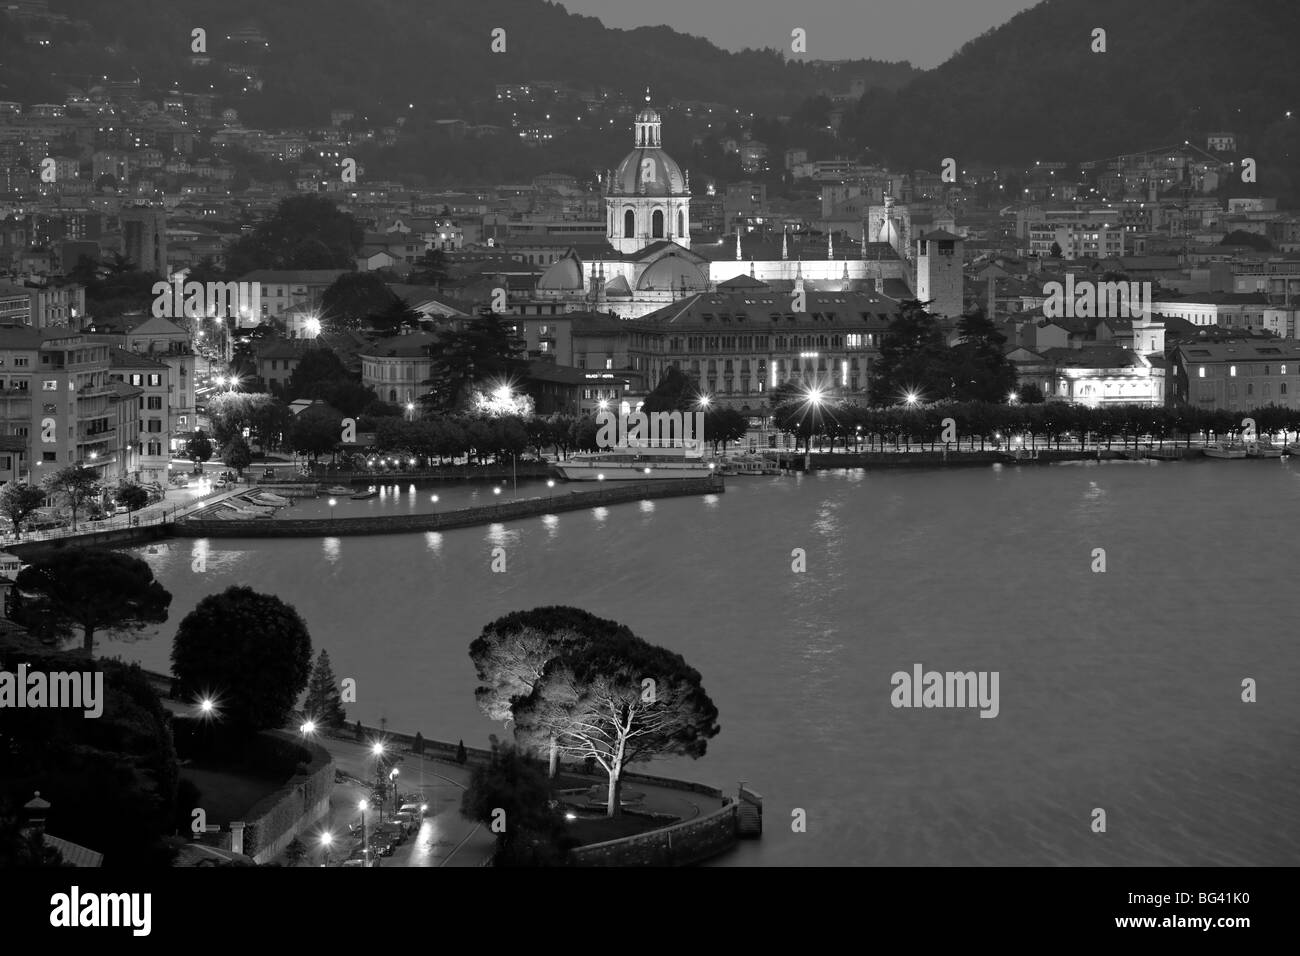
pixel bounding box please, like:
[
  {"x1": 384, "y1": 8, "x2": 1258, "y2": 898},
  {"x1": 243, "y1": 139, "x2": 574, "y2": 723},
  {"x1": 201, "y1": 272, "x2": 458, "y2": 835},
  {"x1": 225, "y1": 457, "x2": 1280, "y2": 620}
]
[
  {"x1": 173, "y1": 476, "x2": 725, "y2": 538},
  {"x1": 335, "y1": 722, "x2": 753, "y2": 866},
  {"x1": 567, "y1": 789, "x2": 739, "y2": 867},
  {"x1": 234, "y1": 731, "x2": 334, "y2": 865}
]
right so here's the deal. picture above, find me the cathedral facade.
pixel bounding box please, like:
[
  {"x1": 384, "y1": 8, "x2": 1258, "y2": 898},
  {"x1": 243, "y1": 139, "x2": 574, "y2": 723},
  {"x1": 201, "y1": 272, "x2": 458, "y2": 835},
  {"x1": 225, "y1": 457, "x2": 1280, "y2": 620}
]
[{"x1": 534, "y1": 95, "x2": 914, "y2": 320}]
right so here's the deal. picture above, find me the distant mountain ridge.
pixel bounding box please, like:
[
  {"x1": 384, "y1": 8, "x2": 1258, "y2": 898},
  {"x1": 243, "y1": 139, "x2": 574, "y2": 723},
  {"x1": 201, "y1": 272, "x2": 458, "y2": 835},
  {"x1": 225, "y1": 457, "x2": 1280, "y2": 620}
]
[
  {"x1": 845, "y1": 0, "x2": 1300, "y2": 176},
  {"x1": 0, "y1": 0, "x2": 917, "y2": 124}
]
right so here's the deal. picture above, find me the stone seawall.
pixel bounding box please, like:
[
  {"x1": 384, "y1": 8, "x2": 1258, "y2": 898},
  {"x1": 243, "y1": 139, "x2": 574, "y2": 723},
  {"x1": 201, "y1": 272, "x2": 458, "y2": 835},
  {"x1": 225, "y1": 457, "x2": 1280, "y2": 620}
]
[
  {"x1": 174, "y1": 476, "x2": 725, "y2": 538},
  {"x1": 568, "y1": 795, "x2": 741, "y2": 867},
  {"x1": 5, "y1": 522, "x2": 170, "y2": 559}
]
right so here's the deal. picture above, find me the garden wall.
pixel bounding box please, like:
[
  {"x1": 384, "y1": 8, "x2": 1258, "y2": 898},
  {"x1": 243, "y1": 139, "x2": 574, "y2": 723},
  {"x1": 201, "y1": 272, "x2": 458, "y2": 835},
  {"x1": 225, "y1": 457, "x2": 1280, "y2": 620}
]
[{"x1": 236, "y1": 731, "x2": 334, "y2": 865}]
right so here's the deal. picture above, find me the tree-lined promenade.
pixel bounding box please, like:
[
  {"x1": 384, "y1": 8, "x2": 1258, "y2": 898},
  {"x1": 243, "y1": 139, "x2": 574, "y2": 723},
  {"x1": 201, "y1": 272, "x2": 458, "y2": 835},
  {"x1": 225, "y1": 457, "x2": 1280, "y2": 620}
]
[{"x1": 770, "y1": 399, "x2": 1300, "y2": 453}]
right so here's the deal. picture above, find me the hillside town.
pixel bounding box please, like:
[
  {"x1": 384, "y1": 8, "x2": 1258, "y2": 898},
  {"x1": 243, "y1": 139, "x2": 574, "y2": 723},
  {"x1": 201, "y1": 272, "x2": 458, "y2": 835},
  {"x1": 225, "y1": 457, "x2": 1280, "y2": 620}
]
[{"x1": 0, "y1": 0, "x2": 1296, "y2": 900}]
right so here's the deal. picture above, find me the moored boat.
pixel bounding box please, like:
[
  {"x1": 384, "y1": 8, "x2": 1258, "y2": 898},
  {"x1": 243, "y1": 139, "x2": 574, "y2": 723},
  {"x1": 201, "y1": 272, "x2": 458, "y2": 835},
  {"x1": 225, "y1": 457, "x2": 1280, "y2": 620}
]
[
  {"x1": 1245, "y1": 440, "x2": 1284, "y2": 459},
  {"x1": 350, "y1": 487, "x2": 379, "y2": 499},
  {"x1": 324, "y1": 485, "x2": 353, "y2": 495},
  {"x1": 553, "y1": 445, "x2": 716, "y2": 481},
  {"x1": 1205, "y1": 441, "x2": 1247, "y2": 459}
]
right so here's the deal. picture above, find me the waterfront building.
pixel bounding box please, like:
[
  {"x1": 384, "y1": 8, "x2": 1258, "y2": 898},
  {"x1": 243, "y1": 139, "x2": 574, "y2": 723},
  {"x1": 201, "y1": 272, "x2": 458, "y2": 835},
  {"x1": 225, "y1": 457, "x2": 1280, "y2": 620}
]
[
  {"x1": 519, "y1": 285, "x2": 902, "y2": 411},
  {"x1": 360, "y1": 332, "x2": 439, "y2": 406},
  {"x1": 1171, "y1": 340, "x2": 1300, "y2": 411},
  {"x1": 107, "y1": 348, "x2": 172, "y2": 485},
  {"x1": 0, "y1": 326, "x2": 117, "y2": 482}
]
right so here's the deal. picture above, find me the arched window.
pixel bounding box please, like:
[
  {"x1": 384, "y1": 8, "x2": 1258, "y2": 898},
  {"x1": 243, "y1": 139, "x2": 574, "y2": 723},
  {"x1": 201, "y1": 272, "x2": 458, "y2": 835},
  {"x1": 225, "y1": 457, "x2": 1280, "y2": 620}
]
[
  {"x1": 652, "y1": 210, "x2": 664, "y2": 239},
  {"x1": 678, "y1": 210, "x2": 685, "y2": 236},
  {"x1": 624, "y1": 209, "x2": 635, "y2": 238},
  {"x1": 389, "y1": 389, "x2": 397, "y2": 402}
]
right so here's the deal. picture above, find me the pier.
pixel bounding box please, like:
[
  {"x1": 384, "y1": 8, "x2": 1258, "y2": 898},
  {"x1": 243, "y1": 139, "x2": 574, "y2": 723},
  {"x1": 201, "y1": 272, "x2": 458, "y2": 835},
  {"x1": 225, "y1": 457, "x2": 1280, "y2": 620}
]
[{"x1": 173, "y1": 475, "x2": 725, "y2": 538}]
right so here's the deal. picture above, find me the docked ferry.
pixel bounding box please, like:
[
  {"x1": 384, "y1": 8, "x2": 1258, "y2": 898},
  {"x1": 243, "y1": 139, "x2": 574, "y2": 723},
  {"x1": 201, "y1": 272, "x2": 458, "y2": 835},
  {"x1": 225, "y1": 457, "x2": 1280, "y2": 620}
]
[{"x1": 552, "y1": 445, "x2": 717, "y2": 481}]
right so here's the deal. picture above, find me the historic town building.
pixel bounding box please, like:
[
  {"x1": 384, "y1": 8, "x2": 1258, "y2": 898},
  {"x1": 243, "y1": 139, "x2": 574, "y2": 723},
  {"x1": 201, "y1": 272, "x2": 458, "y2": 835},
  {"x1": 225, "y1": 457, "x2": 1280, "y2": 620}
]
[{"x1": 531, "y1": 93, "x2": 913, "y2": 321}]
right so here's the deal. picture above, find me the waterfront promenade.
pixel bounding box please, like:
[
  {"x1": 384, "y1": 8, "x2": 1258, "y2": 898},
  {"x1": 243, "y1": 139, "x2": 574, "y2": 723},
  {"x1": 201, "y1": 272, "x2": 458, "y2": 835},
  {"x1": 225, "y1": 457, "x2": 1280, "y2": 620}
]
[{"x1": 173, "y1": 475, "x2": 726, "y2": 538}]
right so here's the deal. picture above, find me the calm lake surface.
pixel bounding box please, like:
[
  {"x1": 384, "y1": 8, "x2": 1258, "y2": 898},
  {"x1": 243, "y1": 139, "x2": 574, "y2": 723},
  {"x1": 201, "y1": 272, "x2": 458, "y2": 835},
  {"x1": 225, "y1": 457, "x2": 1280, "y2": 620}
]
[{"x1": 107, "y1": 461, "x2": 1300, "y2": 866}]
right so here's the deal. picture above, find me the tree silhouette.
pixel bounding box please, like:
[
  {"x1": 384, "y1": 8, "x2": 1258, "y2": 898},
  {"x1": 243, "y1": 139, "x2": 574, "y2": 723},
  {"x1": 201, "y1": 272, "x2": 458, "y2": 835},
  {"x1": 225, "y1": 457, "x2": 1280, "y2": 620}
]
[
  {"x1": 171, "y1": 586, "x2": 313, "y2": 733},
  {"x1": 13, "y1": 549, "x2": 172, "y2": 655}
]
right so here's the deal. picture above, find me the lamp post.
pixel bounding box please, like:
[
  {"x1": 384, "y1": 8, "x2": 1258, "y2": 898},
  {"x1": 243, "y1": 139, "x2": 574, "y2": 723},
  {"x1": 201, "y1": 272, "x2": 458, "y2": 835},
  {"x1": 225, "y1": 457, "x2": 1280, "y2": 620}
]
[
  {"x1": 389, "y1": 768, "x2": 400, "y2": 818},
  {"x1": 328, "y1": 497, "x2": 336, "y2": 523},
  {"x1": 547, "y1": 478, "x2": 554, "y2": 501},
  {"x1": 357, "y1": 799, "x2": 369, "y2": 866},
  {"x1": 371, "y1": 742, "x2": 386, "y2": 819},
  {"x1": 319, "y1": 831, "x2": 334, "y2": 867}
]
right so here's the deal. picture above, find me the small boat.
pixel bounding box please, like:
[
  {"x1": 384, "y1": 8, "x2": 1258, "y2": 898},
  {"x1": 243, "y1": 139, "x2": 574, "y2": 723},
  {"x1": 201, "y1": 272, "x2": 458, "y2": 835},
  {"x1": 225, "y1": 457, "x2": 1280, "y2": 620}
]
[
  {"x1": 1204, "y1": 441, "x2": 1247, "y2": 459},
  {"x1": 350, "y1": 487, "x2": 379, "y2": 500},
  {"x1": 1245, "y1": 440, "x2": 1284, "y2": 459},
  {"x1": 324, "y1": 485, "x2": 353, "y2": 495}
]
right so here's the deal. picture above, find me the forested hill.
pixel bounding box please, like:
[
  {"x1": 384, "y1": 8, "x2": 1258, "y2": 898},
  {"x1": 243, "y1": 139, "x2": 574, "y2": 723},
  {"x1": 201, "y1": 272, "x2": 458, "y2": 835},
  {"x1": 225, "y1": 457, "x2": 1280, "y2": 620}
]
[
  {"x1": 843, "y1": 0, "x2": 1300, "y2": 172},
  {"x1": 1, "y1": 0, "x2": 917, "y2": 124}
]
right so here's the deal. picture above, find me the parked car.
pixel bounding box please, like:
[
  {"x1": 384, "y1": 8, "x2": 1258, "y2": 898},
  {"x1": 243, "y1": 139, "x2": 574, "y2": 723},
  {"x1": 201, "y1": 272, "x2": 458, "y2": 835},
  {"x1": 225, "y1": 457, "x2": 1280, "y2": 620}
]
[
  {"x1": 392, "y1": 812, "x2": 418, "y2": 834},
  {"x1": 398, "y1": 803, "x2": 425, "y2": 820}
]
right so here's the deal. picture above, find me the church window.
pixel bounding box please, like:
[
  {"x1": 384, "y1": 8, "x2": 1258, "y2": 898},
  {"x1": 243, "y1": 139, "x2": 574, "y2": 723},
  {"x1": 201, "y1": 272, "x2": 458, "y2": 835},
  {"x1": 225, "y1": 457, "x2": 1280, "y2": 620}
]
[
  {"x1": 624, "y1": 209, "x2": 635, "y2": 238},
  {"x1": 652, "y1": 210, "x2": 664, "y2": 239},
  {"x1": 678, "y1": 211, "x2": 684, "y2": 236}
]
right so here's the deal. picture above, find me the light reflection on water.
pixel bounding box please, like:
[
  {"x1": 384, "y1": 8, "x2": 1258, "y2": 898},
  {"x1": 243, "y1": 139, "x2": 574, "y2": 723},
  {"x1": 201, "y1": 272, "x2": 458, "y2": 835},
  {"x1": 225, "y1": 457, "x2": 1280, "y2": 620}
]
[{"x1": 110, "y1": 462, "x2": 1300, "y2": 865}]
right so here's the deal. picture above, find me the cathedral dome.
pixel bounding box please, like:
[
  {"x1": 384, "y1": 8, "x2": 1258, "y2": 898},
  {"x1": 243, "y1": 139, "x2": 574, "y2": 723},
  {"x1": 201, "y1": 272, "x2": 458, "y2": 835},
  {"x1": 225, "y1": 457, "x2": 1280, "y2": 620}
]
[
  {"x1": 537, "y1": 256, "x2": 584, "y2": 291},
  {"x1": 609, "y1": 91, "x2": 686, "y2": 197},
  {"x1": 611, "y1": 147, "x2": 686, "y2": 197},
  {"x1": 637, "y1": 253, "x2": 706, "y2": 292}
]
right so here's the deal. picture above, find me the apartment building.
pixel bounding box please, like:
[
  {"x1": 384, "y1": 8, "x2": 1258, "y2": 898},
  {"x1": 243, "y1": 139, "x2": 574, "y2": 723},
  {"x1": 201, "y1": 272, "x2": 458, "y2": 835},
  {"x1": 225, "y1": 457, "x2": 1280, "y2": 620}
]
[
  {"x1": 0, "y1": 326, "x2": 118, "y2": 485},
  {"x1": 107, "y1": 348, "x2": 171, "y2": 484}
]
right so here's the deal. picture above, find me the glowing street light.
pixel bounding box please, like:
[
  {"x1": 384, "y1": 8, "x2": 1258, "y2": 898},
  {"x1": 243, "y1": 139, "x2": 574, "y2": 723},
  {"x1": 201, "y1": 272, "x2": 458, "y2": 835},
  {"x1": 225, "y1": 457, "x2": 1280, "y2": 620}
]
[
  {"x1": 319, "y1": 831, "x2": 334, "y2": 866},
  {"x1": 546, "y1": 478, "x2": 554, "y2": 500},
  {"x1": 1008, "y1": 391, "x2": 1019, "y2": 404},
  {"x1": 357, "y1": 799, "x2": 370, "y2": 866},
  {"x1": 697, "y1": 394, "x2": 712, "y2": 410},
  {"x1": 328, "y1": 497, "x2": 336, "y2": 522},
  {"x1": 300, "y1": 719, "x2": 316, "y2": 738},
  {"x1": 904, "y1": 391, "x2": 920, "y2": 407}
]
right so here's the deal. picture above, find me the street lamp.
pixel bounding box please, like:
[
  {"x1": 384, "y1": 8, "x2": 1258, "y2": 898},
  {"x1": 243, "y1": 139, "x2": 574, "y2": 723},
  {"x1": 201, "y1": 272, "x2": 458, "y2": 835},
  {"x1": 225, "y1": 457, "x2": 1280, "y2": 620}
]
[
  {"x1": 300, "y1": 719, "x2": 316, "y2": 740},
  {"x1": 328, "y1": 497, "x2": 336, "y2": 522},
  {"x1": 389, "y1": 768, "x2": 400, "y2": 819},
  {"x1": 319, "y1": 831, "x2": 334, "y2": 866},
  {"x1": 547, "y1": 479, "x2": 554, "y2": 500},
  {"x1": 357, "y1": 799, "x2": 369, "y2": 866}
]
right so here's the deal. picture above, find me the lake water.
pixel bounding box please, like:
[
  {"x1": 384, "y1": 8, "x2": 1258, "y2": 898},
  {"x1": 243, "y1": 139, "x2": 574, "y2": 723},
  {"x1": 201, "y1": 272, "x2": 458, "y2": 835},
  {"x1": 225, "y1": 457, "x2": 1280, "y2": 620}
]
[{"x1": 106, "y1": 460, "x2": 1300, "y2": 866}]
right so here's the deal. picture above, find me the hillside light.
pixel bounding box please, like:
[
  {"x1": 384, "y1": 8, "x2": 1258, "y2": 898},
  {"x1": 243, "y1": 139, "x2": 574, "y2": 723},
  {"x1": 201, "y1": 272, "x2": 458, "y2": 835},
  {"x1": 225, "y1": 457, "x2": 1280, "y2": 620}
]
[
  {"x1": 904, "y1": 391, "x2": 920, "y2": 407},
  {"x1": 371, "y1": 743, "x2": 384, "y2": 758},
  {"x1": 301, "y1": 719, "x2": 316, "y2": 737}
]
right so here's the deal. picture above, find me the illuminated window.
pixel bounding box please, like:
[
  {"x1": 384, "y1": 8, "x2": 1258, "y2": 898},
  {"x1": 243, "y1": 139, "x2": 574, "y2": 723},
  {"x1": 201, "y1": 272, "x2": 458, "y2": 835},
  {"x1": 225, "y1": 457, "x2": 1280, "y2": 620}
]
[
  {"x1": 1230, "y1": 366, "x2": 1237, "y2": 376},
  {"x1": 1198, "y1": 367, "x2": 1205, "y2": 378}
]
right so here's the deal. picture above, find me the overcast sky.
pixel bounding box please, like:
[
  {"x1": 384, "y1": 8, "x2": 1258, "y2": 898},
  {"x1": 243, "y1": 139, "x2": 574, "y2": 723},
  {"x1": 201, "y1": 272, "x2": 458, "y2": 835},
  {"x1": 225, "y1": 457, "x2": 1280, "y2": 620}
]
[{"x1": 558, "y1": 0, "x2": 1041, "y2": 68}]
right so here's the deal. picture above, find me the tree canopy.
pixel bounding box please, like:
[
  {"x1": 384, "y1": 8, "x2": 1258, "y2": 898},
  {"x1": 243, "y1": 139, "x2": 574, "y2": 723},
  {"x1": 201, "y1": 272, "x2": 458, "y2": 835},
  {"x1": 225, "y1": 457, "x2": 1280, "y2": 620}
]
[
  {"x1": 171, "y1": 586, "x2": 313, "y2": 732},
  {"x1": 13, "y1": 548, "x2": 171, "y2": 656},
  {"x1": 223, "y1": 195, "x2": 362, "y2": 274}
]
